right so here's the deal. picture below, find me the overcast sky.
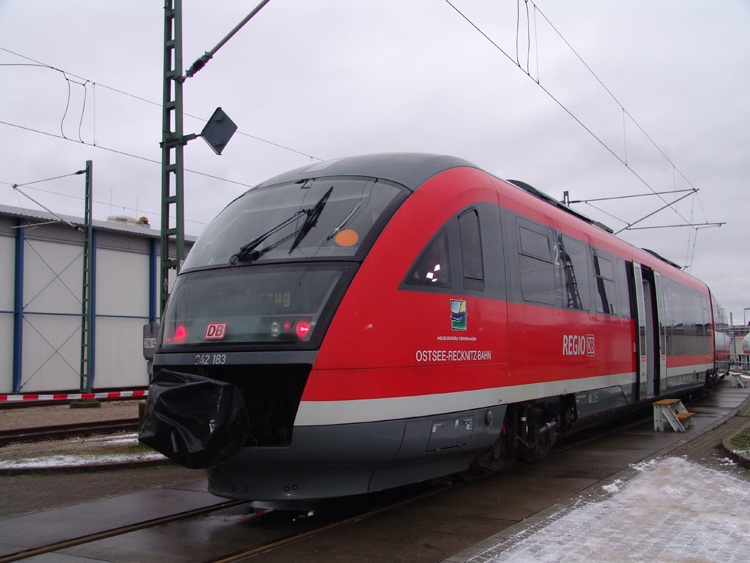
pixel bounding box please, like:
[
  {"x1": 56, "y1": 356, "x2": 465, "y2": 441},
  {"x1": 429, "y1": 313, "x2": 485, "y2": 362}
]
[{"x1": 1, "y1": 0, "x2": 748, "y2": 322}]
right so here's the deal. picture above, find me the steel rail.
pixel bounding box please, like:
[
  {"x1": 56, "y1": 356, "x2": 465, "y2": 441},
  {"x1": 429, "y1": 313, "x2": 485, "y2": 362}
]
[
  {"x1": 0, "y1": 500, "x2": 245, "y2": 563},
  {"x1": 0, "y1": 419, "x2": 139, "y2": 446}
]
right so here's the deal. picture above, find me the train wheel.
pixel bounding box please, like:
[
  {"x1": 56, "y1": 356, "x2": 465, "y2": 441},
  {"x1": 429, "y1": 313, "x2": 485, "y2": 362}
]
[{"x1": 457, "y1": 463, "x2": 483, "y2": 482}]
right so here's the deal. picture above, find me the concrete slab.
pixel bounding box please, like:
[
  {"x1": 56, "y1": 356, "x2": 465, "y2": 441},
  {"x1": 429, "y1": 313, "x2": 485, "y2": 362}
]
[
  {"x1": 58, "y1": 502, "x2": 331, "y2": 563},
  {"x1": 0, "y1": 481, "x2": 219, "y2": 558},
  {"x1": 434, "y1": 471, "x2": 600, "y2": 523},
  {"x1": 164, "y1": 479, "x2": 210, "y2": 492}
]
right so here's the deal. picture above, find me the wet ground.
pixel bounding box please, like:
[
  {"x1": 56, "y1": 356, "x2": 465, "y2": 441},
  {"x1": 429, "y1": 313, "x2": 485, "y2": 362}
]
[{"x1": 0, "y1": 380, "x2": 748, "y2": 562}]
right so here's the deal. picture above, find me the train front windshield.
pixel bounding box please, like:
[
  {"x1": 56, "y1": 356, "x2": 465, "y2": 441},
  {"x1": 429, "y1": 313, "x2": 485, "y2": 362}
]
[
  {"x1": 161, "y1": 176, "x2": 407, "y2": 349},
  {"x1": 182, "y1": 177, "x2": 404, "y2": 269}
]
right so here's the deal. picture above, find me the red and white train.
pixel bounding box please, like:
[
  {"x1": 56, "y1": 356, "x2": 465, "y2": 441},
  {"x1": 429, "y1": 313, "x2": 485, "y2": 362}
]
[{"x1": 141, "y1": 153, "x2": 728, "y2": 500}]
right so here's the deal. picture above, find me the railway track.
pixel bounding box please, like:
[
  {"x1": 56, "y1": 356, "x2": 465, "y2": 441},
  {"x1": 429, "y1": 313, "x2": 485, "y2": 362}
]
[
  {"x1": 1, "y1": 386, "x2": 741, "y2": 563},
  {"x1": 0, "y1": 410, "x2": 658, "y2": 563},
  {"x1": 0, "y1": 476, "x2": 448, "y2": 563},
  {"x1": 0, "y1": 419, "x2": 140, "y2": 447},
  {"x1": 0, "y1": 499, "x2": 246, "y2": 563}
]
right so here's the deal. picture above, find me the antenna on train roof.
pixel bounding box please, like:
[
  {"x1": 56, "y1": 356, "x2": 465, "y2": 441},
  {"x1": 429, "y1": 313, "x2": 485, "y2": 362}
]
[{"x1": 507, "y1": 180, "x2": 613, "y2": 234}]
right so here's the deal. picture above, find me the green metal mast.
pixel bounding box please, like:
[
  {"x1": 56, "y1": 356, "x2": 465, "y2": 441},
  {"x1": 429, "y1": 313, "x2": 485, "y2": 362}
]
[
  {"x1": 158, "y1": 0, "x2": 268, "y2": 316},
  {"x1": 80, "y1": 160, "x2": 94, "y2": 392},
  {"x1": 160, "y1": 0, "x2": 187, "y2": 315}
]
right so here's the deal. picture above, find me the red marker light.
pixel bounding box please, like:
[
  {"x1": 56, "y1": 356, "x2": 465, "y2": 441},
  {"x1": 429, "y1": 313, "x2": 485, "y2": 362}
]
[
  {"x1": 295, "y1": 320, "x2": 311, "y2": 340},
  {"x1": 173, "y1": 325, "x2": 187, "y2": 343}
]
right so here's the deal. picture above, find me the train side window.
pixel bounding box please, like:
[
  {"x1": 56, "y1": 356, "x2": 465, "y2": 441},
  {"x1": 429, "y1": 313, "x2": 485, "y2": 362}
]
[
  {"x1": 519, "y1": 225, "x2": 551, "y2": 260},
  {"x1": 670, "y1": 279, "x2": 685, "y2": 355},
  {"x1": 664, "y1": 278, "x2": 673, "y2": 355},
  {"x1": 682, "y1": 294, "x2": 700, "y2": 356},
  {"x1": 616, "y1": 258, "x2": 631, "y2": 318},
  {"x1": 700, "y1": 295, "x2": 711, "y2": 355},
  {"x1": 406, "y1": 229, "x2": 452, "y2": 289},
  {"x1": 518, "y1": 224, "x2": 556, "y2": 305},
  {"x1": 559, "y1": 235, "x2": 590, "y2": 311},
  {"x1": 593, "y1": 252, "x2": 616, "y2": 315},
  {"x1": 458, "y1": 209, "x2": 484, "y2": 291}
]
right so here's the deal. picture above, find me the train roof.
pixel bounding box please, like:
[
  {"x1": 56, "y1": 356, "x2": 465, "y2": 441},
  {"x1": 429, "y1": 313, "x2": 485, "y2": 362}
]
[
  {"x1": 255, "y1": 153, "x2": 615, "y2": 233},
  {"x1": 253, "y1": 153, "x2": 477, "y2": 192},
  {"x1": 251, "y1": 152, "x2": 693, "y2": 282}
]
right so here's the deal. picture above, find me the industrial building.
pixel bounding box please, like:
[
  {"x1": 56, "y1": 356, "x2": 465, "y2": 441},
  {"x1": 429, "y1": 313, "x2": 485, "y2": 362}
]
[{"x1": 0, "y1": 204, "x2": 193, "y2": 394}]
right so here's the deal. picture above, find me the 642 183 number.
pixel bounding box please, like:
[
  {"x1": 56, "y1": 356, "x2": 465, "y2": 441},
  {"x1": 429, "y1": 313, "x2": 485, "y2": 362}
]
[{"x1": 194, "y1": 354, "x2": 226, "y2": 365}]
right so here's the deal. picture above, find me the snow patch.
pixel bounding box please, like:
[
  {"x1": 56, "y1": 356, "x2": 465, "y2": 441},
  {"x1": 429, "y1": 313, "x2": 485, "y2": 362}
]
[
  {"x1": 630, "y1": 458, "x2": 658, "y2": 472},
  {"x1": 474, "y1": 457, "x2": 750, "y2": 563},
  {"x1": 601, "y1": 479, "x2": 622, "y2": 494},
  {"x1": 0, "y1": 451, "x2": 165, "y2": 469}
]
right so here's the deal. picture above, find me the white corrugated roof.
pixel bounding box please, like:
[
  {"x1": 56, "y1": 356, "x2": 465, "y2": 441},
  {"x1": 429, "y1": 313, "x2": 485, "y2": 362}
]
[{"x1": 0, "y1": 203, "x2": 197, "y2": 241}]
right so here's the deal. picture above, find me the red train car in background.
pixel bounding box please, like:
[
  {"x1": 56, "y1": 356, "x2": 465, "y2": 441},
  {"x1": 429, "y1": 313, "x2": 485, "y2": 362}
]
[{"x1": 141, "y1": 153, "x2": 725, "y2": 500}]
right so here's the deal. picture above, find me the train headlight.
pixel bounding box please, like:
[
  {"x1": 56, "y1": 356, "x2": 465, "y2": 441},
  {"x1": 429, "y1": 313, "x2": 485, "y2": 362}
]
[{"x1": 269, "y1": 322, "x2": 282, "y2": 338}]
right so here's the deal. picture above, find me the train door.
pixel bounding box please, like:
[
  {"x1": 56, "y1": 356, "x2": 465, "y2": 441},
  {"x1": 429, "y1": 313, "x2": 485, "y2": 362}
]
[
  {"x1": 633, "y1": 262, "x2": 661, "y2": 399},
  {"x1": 653, "y1": 272, "x2": 668, "y2": 394}
]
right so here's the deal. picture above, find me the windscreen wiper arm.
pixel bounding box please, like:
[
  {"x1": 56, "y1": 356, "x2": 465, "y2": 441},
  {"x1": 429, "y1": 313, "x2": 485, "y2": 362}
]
[
  {"x1": 229, "y1": 187, "x2": 334, "y2": 264},
  {"x1": 288, "y1": 186, "x2": 333, "y2": 254},
  {"x1": 322, "y1": 200, "x2": 361, "y2": 245},
  {"x1": 230, "y1": 209, "x2": 306, "y2": 264}
]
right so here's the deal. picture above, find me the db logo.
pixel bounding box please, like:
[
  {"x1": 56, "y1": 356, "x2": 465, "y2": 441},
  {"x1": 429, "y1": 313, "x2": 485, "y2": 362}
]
[
  {"x1": 204, "y1": 322, "x2": 227, "y2": 340},
  {"x1": 586, "y1": 335, "x2": 595, "y2": 357},
  {"x1": 562, "y1": 334, "x2": 595, "y2": 357}
]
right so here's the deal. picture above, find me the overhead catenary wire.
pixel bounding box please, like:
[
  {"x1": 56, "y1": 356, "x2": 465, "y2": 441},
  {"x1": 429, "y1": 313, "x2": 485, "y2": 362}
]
[
  {"x1": 1, "y1": 180, "x2": 209, "y2": 228},
  {"x1": 9, "y1": 170, "x2": 85, "y2": 188},
  {"x1": 514, "y1": 0, "x2": 532, "y2": 75},
  {"x1": 569, "y1": 188, "x2": 696, "y2": 204},
  {"x1": 0, "y1": 47, "x2": 324, "y2": 162},
  {"x1": 625, "y1": 222, "x2": 724, "y2": 231},
  {"x1": 530, "y1": 5, "x2": 700, "y2": 193},
  {"x1": 7, "y1": 168, "x2": 85, "y2": 223},
  {"x1": 60, "y1": 72, "x2": 91, "y2": 143},
  {"x1": 0, "y1": 166, "x2": 212, "y2": 232},
  {"x1": 12, "y1": 184, "x2": 83, "y2": 232},
  {"x1": 444, "y1": 0, "x2": 700, "y2": 230},
  {"x1": 614, "y1": 190, "x2": 696, "y2": 235},
  {"x1": 2, "y1": 8, "x2": 720, "y2": 241},
  {"x1": 0, "y1": 119, "x2": 255, "y2": 190},
  {"x1": 582, "y1": 201, "x2": 629, "y2": 227}
]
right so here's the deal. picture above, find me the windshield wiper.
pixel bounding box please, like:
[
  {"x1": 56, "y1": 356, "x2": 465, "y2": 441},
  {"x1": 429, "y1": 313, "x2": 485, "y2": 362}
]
[
  {"x1": 230, "y1": 209, "x2": 306, "y2": 264},
  {"x1": 288, "y1": 186, "x2": 333, "y2": 254},
  {"x1": 322, "y1": 200, "x2": 361, "y2": 245},
  {"x1": 229, "y1": 187, "x2": 334, "y2": 264}
]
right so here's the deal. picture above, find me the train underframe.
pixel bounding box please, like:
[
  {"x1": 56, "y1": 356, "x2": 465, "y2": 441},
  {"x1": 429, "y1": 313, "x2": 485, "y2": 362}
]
[{"x1": 144, "y1": 362, "x2": 716, "y2": 500}]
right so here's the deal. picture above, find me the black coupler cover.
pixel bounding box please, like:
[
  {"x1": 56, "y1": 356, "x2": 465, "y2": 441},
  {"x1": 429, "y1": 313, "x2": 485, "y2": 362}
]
[{"x1": 138, "y1": 370, "x2": 251, "y2": 469}]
